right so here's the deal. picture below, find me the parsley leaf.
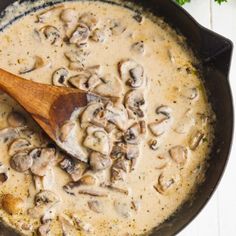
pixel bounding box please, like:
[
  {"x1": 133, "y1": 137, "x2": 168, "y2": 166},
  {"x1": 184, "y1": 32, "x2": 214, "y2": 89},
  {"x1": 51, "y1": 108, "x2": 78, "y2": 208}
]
[{"x1": 176, "y1": 0, "x2": 227, "y2": 5}]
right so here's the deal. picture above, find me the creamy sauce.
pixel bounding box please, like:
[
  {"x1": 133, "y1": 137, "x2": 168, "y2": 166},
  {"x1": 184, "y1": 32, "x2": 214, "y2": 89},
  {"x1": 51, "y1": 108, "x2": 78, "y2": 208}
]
[{"x1": 0, "y1": 1, "x2": 214, "y2": 235}]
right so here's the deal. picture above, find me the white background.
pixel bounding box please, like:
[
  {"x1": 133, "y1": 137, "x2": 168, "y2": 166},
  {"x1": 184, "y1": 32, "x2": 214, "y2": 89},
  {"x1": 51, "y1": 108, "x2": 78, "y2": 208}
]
[{"x1": 177, "y1": 1, "x2": 236, "y2": 236}]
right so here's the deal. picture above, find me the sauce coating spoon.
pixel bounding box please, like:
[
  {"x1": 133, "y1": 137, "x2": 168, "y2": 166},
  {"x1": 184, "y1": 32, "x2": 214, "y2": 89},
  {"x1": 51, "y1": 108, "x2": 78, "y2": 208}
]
[{"x1": 0, "y1": 68, "x2": 90, "y2": 162}]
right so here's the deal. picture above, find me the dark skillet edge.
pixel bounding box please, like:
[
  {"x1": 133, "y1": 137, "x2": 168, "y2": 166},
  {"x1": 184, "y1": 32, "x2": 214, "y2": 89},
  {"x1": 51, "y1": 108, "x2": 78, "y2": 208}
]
[{"x1": 0, "y1": 1, "x2": 234, "y2": 236}]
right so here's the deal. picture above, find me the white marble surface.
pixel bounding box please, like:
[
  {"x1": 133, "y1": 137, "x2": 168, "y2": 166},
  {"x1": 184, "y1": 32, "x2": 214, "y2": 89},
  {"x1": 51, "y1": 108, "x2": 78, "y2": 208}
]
[{"x1": 177, "y1": 1, "x2": 236, "y2": 236}]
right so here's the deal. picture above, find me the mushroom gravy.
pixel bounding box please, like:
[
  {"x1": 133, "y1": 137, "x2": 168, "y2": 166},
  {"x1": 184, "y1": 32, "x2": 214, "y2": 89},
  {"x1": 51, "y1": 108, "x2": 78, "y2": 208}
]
[{"x1": 0, "y1": 1, "x2": 214, "y2": 235}]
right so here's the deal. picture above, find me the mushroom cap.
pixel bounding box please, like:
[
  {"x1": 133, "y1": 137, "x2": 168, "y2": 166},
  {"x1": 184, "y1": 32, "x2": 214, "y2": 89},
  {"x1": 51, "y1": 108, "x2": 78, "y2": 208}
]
[
  {"x1": 89, "y1": 151, "x2": 111, "y2": 171},
  {"x1": 10, "y1": 151, "x2": 33, "y2": 172},
  {"x1": 94, "y1": 74, "x2": 123, "y2": 99}
]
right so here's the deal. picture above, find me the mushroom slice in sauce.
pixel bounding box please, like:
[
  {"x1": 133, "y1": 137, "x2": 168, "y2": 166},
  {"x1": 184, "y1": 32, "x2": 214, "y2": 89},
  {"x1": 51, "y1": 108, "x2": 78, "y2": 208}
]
[
  {"x1": 38, "y1": 221, "x2": 51, "y2": 236},
  {"x1": 156, "y1": 105, "x2": 172, "y2": 118},
  {"x1": 60, "y1": 157, "x2": 87, "y2": 181},
  {"x1": 30, "y1": 148, "x2": 56, "y2": 176},
  {"x1": 183, "y1": 87, "x2": 199, "y2": 100},
  {"x1": 59, "y1": 121, "x2": 75, "y2": 142},
  {"x1": 7, "y1": 111, "x2": 26, "y2": 128},
  {"x1": 78, "y1": 189, "x2": 108, "y2": 197},
  {"x1": 19, "y1": 56, "x2": 47, "y2": 74},
  {"x1": 125, "y1": 90, "x2": 145, "y2": 118},
  {"x1": 52, "y1": 68, "x2": 69, "y2": 87},
  {"x1": 1, "y1": 194, "x2": 23, "y2": 215},
  {"x1": 79, "y1": 13, "x2": 98, "y2": 30},
  {"x1": 60, "y1": 9, "x2": 77, "y2": 23},
  {"x1": 109, "y1": 19, "x2": 126, "y2": 35},
  {"x1": 0, "y1": 128, "x2": 18, "y2": 143},
  {"x1": 78, "y1": 175, "x2": 97, "y2": 186},
  {"x1": 104, "y1": 102, "x2": 128, "y2": 131},
  {"x1": 124, "y1": 122, "x2": 143, "y2": 145},
  {"x1": 69, "y1": 23, "x2": 90, "y2": 46},
  {"x1": 83, "y1": 126, "x2": 110, "y2": 155},
  {"x1": 0, "y1": 163, "x2": 8, "y2": 184},
  {"x1": 10, "y1": 151, "x2": 33, "y2": 172},
  {"x1": 111, "y1": 158, "x2": 130, "y2": 183},
  {"x1": 41, "y1": 25, "x2": 60, "y2": 45},
  {"x1": 119, "y1": 60, "x2": 145, "y2": 88},
  {"x1": 154, "y1": 169, "x2": 181, "y2": 195},
  {"x1": 64, "y1": 50, "x2": 84, "y2": 62},
  {"x1": 131, "y1": 41, "x2": 145, "y2": 54},
  {"x1": 89, "y1": 151, "x2": 112, "y2": 171},
  {"x1": 94, "y1": 74, "x2": 123, "y2": 99},
  {"x1": 148, "y1": 114, "x2": 171, "y2": 137},
  {"x1": 111, "y1": 143, "x2": 139, "y2": 161},
  {"x1": 8, "y1": 138, "x2": 31, "y2": 156},
  {"x1": 80, "y1": 102, "x2": 106, "y2": 129},
  {"x1": 69, "y1": 72, "x2": 101, "y2": 91},
  {"x1": 88, "y1": 200, "x2": 103, "y2": 213},
  {"x1": 189, "y1": 130, "x2": 204, "y2": 150},
  {"x1": 90, "y1": 28, "x2": 106, "y2": 42},
  {"x1": 169, "y1": 145, "x2": 188, "y2": 166}
]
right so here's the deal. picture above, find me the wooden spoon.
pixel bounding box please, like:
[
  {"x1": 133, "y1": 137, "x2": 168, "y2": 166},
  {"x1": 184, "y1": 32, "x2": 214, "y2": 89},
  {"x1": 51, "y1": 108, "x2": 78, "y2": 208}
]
[{"x1": 0, "y1": 68, "x2": 91, "y2": 161}]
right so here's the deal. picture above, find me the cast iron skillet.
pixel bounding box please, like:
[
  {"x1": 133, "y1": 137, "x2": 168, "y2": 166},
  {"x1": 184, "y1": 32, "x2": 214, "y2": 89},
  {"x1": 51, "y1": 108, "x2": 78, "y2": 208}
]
[{"x1": 0, "y1": 0, "x2": 233, "y2": 235}]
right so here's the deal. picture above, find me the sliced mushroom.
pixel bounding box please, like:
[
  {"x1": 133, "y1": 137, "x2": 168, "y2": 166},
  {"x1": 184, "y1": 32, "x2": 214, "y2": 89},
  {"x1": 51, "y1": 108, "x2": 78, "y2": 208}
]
[
  {"x1": 1, "y1": 194, "x2": 23, "y2": 215},
  {"x1": 90, "y1": 28, "x2": 106, "y2": 42},
  {"x1": 104, "y1": 102, "x2": 128, "y2": 131},
  {"x1": 83, "y1": 126, "x2": 110, "y2": 155},
  {"x1": 119, "y1": 60, "x2": 145, "y2": 88},
  {"x1": 0, "y1": 127, "x2": 18, "y2": 143},
  {"x1": 183, "y1": 87, "x2": 199, "y2": 100},
  {"x1": 169, "y1": 145, "x2": 188, "y2": 166},
  {"x1": 79, "y1": 13, "x2": 98, "y2": 30},
  {"x1": 189, "y1": 130, "x2": 204, "y2": 150},
  {"x1": 78, "y1": 189, "x2": 108, "y2": 197},
  {"x1": 94, "y1": 74, "x2": 123, "y2": 99},
  {"x1": 19, "y1": 56, "x2": 47, "y2": 74},
  {"x1": 64, "y1": 50, "x2": 83, "y2": 62},
  {"x1": 0, "y1": 163, "x2": 8, "y2": 184},
  {"x1": 131, "y1": 41, "x2": 145, "y2": 54},
  {"x1": 38, "y1": 222, "x2": 51, "y2": 236},
  {"x1": 7, "y1": 111, "x2": 26, "y2": 128},
  {"x1": 148, "y1": 139, "x2": 158, "y2": 150},
  {"x1": 111, "y1": 158, "x2": 129, "y2": 183},
  {"x1": 60, "y1": 9, "x2": 77, "y2": 23},
  {"x1": 88, "y1": 200, "x2": 103, "y2": 213},
  {"x1": 8, "y1": 138, "x2": 31, "y2": 156},
  {"x1": 10, "y1": 151, "x2": 33, "y2": 172},
  {"x1": 29, "y1": 190, "x2": 59, "y2": 219},
  {"x1": 30, "y1": 148, "x2": 56, "y2": 176},
  {"x1": 59, "y1": 121, "x2": 75, "y2": 142},
  {"x1": 60, "y1": 157, "x2": 87, "y2": 181},
  {"x1": 52, "y1": 68, "x2": 69, "y2": 87},
  {"x1": 72, "y1": 214, "x2": 94, "y2": 233},
  {"x1": 41, "y1": 25, "x2": 60, "y2": 45},
  {"x1": 89, "y1": 151, "x2": 112, "y2": 171},
  {"x1": 114, "y1": 201, "x2": 131, "y2": 218},
  {"x1": 69, "y1": 23, "x2": 90, "y2": 46},
  {"x1": 78, "y1": 175, "x2": 96, "y2": 186},
  {"x1": 156, "y1": 105, "x2": 172, "y2": 118},
  {"x1": 37, "y1": 5, "x2": 63, "y2": 23},
  {"x1": 80, "y1": 102, "x2": 106, "y2": 129},
  {"x1": 111, "y1": 143, "x2": 139, "y2": 161},
  {"x1": 154, "y1": 170, "x2": 181, "y2": 195},
  {"x1": 101, "y1": 183, "x2": 129, "y2": 195},
  {"x1": 125, "y1": 90, "x2": 145, "y2": 118},
  {"x1": 148, "y1": 114, "x2": 171, "y2": 137},
  {"x1": 69, "y1": 73, "x2": 101, "y2": 91},
  {"x1": 109, "y1": 20, "x2": 126, "y2": 35},
  {"x1": 124, "y1": 122, "x2": 143, "y2": 144}
]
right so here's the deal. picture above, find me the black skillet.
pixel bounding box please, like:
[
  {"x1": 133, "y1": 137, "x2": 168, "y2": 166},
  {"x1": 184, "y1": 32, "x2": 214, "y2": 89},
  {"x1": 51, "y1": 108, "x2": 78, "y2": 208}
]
[{"x1": 0, "y1": 0, "x2": 233, "y2": 235}]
